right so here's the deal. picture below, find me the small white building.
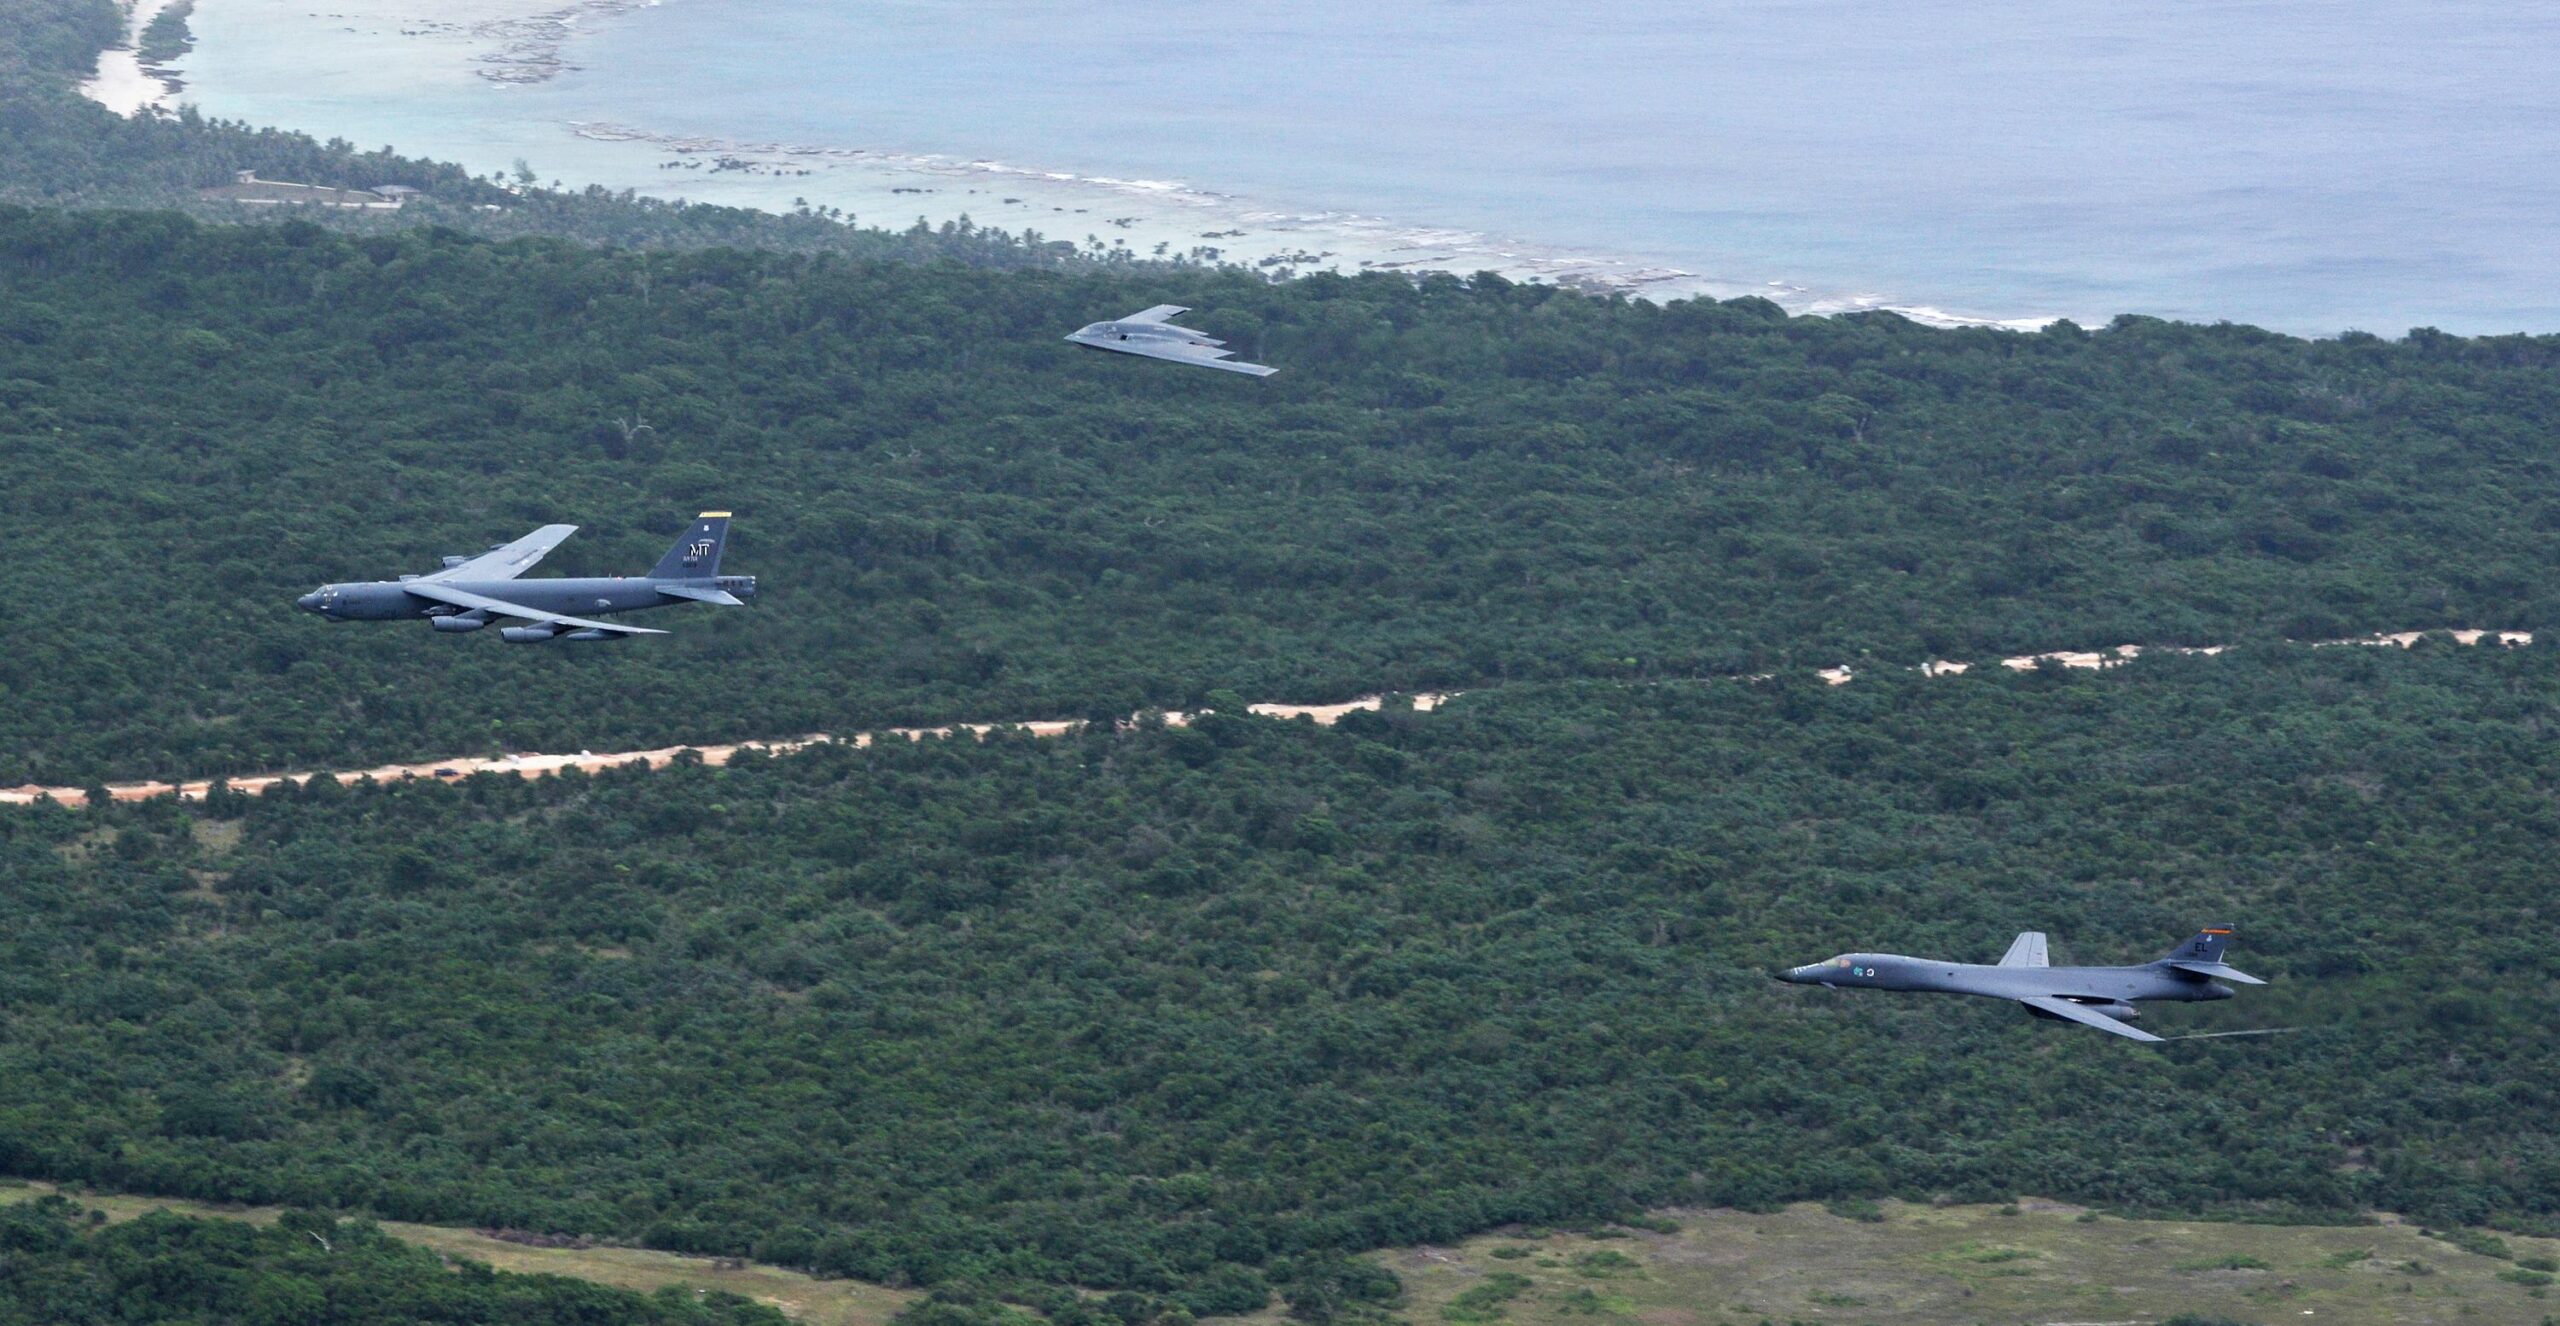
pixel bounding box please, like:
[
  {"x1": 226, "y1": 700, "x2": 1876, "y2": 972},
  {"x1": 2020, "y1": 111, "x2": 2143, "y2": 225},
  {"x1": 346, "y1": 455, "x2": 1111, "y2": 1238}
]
[{"x1": 206, "y1": 171, "x2": 408, "y2": 210}]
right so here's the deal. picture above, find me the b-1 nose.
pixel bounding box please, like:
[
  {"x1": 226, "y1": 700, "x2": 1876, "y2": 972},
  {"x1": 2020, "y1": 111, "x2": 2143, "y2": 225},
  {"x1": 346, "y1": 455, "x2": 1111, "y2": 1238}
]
[{"x1": 1775, "y1": 965, "x2": 1812, "y2": 984}]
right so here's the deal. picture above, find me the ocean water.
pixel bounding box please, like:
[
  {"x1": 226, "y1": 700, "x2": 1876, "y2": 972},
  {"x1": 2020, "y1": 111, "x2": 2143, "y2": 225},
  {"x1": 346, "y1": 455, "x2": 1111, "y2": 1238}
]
[{"x1": 174, "y1": 0, "x2": 2560, "y2": 334}]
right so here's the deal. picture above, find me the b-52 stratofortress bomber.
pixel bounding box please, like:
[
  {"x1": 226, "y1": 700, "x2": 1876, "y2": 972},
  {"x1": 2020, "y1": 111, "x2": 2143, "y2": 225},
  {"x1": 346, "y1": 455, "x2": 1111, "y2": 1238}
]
[
  {"x1": 296, "y1": 513, "x2": 755, "y2": 641},
  {"x1": 1779, "y1": 925, "x2": 2269, "y2": 1043},
  {"x1": 1064, "y1": 304, "x2": 1277, "y2": 375}
]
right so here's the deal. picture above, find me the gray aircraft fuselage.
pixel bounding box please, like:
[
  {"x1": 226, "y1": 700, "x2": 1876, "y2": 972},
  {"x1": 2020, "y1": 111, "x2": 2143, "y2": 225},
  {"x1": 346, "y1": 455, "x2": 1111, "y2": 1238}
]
[
  {"x1": 295, "y1": 512, "x2": 755, "y2": 641},
  {"x1": 1779, "y1": 926, "x2": 2264, "y2": 1042},
  {"x1": 1779, "y1": 954, "x2": 2233, "y2": 1006},
  {"x1": 296, "y1": 576, "x2": 747, "y2": 623}
]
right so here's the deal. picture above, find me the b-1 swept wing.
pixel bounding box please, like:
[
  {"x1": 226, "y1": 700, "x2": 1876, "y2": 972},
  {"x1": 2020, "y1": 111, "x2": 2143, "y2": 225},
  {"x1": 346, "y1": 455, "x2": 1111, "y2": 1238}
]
[
  {"x1": 1065, "y1": 304, "x2": 1277, "y2": 376},
  {"x1": 1780, "y1": 925, "x2": 2279, "y2": 1044},
  {"x1": 296, "y1": 513, "x2": 757, "y2": 642}
]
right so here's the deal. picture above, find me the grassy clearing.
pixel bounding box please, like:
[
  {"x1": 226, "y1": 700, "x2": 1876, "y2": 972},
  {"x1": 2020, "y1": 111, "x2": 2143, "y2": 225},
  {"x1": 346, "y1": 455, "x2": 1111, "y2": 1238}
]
[
  {"x1": 0, "y1": 1180, "x2": 916, "y2": 1325},
  {"x1": 11, "y1": 1178, "x2": 2559, "y2": 1325},
  {"x1": 1337, "y1": 1200, "x2": 2560, "y2": 1326}
]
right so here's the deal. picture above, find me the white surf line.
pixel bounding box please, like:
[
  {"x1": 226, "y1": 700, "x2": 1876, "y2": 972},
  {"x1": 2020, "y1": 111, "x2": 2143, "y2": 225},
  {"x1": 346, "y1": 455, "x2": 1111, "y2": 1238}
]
[
  {"x1": 0, "y1": 627, "x2": 2535, "y2": 809},
  {"x1": 80, "y1": 0, "x2": 182, "y2": 117}
]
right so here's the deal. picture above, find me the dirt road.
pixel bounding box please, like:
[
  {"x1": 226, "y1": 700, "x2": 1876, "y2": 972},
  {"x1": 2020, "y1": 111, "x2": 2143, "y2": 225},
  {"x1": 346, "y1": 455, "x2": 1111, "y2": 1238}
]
[
  {"x1": 2, "y1": 626, "x2": 2530, "y2": 809},
  {"x1": 0, "y1": 694, "x2": 1455, "y2": 807}
]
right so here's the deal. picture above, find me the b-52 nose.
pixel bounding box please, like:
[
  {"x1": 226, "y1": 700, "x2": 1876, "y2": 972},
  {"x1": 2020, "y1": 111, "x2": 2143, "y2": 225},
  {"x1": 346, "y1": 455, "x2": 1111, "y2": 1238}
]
[{"x1": 295, "y1": 591, "x2": 325, "y2": 613}]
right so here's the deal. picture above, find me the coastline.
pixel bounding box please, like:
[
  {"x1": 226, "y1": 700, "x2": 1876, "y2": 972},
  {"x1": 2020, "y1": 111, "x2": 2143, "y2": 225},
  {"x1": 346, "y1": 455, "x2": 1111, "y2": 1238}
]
[
  {"x1": 80, "y1": 0, "x2": 185, "y2": 117},
  {"x1": 556, "y1": 118, "x2": 1859, "y2": 312},
  {"x1": 82, "y1": 0, "x2": 2560, "y2": 335},
  {"x1": 165, "y1": 0, "x2": 2081, "y2": 328}
]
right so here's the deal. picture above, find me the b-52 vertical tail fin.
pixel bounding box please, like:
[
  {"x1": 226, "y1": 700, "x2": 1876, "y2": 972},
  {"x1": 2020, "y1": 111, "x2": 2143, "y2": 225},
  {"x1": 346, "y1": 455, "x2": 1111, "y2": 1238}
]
[{"x1": 650, "y1": 512, "x2": 731, "y2": 580}]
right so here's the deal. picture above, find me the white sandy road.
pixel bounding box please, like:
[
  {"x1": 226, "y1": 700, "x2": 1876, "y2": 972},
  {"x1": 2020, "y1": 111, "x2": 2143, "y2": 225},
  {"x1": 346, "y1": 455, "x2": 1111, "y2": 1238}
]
[
  {"x1": 0, "y1": 628, "x2": 2533, "y2": 809},
  {"x1": 1876, "y1": 627, "x2": 2531, "y2": 684},
  {"x1": 0, "y1": 695, "x2": 1455, "y2": 808}
]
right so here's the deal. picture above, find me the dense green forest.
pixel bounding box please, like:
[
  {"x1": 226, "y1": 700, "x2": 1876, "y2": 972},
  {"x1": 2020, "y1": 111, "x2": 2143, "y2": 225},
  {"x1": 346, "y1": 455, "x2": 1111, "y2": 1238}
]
[
  {"x1": 4, "y1": 199, "x2": 2560, "y2": 783},
  {"x1": 0, "y1": 0, "x2": 117, "y2": 87},
  {"x1": 4, "y1": 650, "x2": 2556, "y2": 1318},
  {"x1": 9, "y1": 3, "x2": 2560, "y2": 787},
  {"x1": 8, "y1": 3, "x2": 2560, "y2": 1323},
  {"x1": 0, "y1": 1193, "x2": 788, "y2": 1325}
]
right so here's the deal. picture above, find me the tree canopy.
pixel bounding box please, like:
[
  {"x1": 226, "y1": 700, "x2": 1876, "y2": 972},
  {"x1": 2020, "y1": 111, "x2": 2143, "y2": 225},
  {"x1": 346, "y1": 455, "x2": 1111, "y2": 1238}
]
[
  {"x1": 2, "y1": 205, "x2": 2558, "y2": 784},
  {"x1": 5, "y1": 3, "x2": 2559, "y2": 1321},
  {"x1": 4, "y1": 650, "x2": 2556, "y2": 1317}
]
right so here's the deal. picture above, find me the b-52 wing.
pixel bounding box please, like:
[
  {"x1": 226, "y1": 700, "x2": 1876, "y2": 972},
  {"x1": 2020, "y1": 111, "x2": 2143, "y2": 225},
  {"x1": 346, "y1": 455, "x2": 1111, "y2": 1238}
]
[
  {"x1": 424, "y1": 524, "x2": 579, "y2": 582},
  {"x1": 2015, "y1": 994, "x2": 2163, "y2": 1043},
  {"x1": 1092, "y1": 337, "x2": 1277, "y2": 376},
  {"x1": 401, "y1": 580, "x2": 667, "y2": 636}
]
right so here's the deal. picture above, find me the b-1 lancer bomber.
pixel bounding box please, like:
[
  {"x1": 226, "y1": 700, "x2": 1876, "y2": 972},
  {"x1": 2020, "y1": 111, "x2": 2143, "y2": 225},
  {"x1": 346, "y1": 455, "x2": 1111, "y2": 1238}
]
[
  {"x1": 1065, "y1": 304, "x2": 1277, "y2": 375},
  {"x1": 1779, "y1": 924, "x2": 2271, "y2": 1043},
  {"x1": 296, "y1": 512, "x2": 755, "y2": 642}
]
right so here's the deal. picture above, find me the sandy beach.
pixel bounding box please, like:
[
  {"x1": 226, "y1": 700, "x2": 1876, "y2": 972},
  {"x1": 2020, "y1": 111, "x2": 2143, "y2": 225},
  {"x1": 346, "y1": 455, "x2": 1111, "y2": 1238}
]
[
  {"x1": 104, "y1": 0, "x2": 2560, "y2": 332},
  {"x1": 80, "y1": 0, "x2": 183, "y2": 116},
  {"x1": 159, "y1": 0, "x2": 2085, "y2": 324}
]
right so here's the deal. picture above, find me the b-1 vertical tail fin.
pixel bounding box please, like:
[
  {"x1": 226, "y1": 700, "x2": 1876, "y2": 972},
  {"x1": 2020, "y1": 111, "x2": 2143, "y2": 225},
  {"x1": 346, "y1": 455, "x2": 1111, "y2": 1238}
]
[
  {"x1": 1997, "y1": 931, "x2": 2050, "y2": 968},
  {"x1": 2159, "y1": 923, "x2": 2266, "y2": 984},
  {"x1": 650, "y1": 512, "x2": 730, "y2": 580},
  {"x1": 2160, "y1": 924, "x2": 2234, "y2": 965}
]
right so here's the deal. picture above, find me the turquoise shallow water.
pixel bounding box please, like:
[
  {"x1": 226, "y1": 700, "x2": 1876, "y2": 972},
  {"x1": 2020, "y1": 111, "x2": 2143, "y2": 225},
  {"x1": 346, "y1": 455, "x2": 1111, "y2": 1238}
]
[{"x1": 180, "y1": 0, "x2": 2560, "y2": 334}]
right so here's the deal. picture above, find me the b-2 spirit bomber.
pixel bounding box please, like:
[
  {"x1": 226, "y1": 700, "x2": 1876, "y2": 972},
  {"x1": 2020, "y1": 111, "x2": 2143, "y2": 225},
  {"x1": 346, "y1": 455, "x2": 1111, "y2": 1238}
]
[
  {"x1": 1065, "y1": 304, "x2": 1278, "y2": 376},
  {"x1": 1779, "y1": 925, "x2": 2270, "y2": 1043},
  {"x1": 296, "y1": 512, "x2": 754, "y2": 642}
]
